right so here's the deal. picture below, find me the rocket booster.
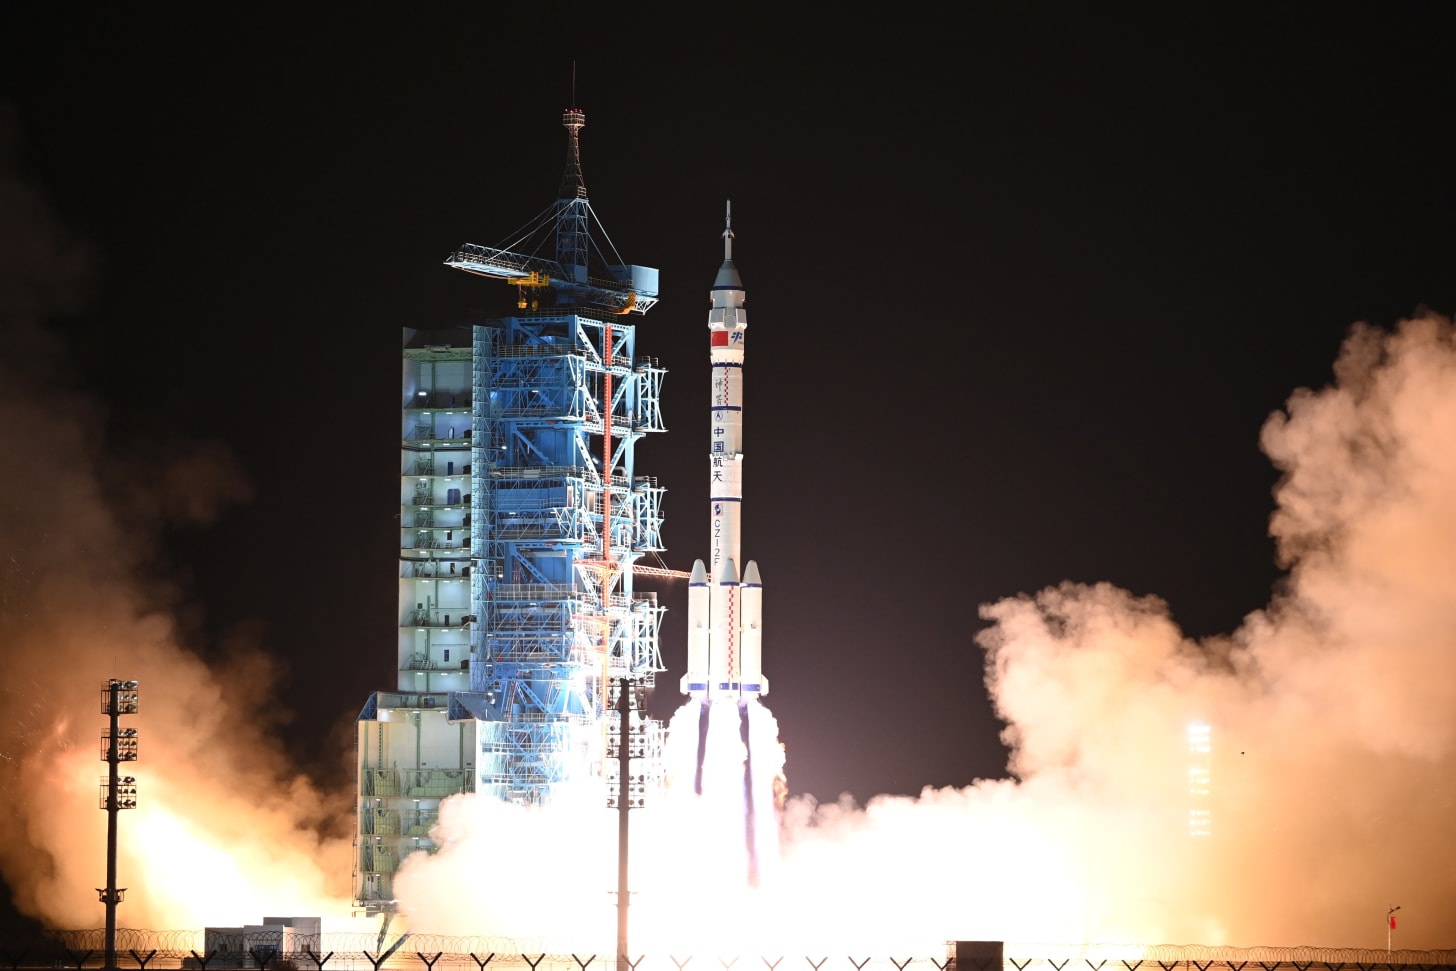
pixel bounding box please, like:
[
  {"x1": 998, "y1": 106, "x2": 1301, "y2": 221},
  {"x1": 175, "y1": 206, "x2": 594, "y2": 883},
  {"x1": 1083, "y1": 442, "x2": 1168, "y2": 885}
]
[{"x1": 681, "y1": 203, "x2": 767, "y2": 700}]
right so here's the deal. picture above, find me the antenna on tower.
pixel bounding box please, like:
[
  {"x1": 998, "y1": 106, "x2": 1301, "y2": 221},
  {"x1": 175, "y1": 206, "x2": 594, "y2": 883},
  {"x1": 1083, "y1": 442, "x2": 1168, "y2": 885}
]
[{"x1": 572, "y1": 60, "x2": 577, "y2": 106}]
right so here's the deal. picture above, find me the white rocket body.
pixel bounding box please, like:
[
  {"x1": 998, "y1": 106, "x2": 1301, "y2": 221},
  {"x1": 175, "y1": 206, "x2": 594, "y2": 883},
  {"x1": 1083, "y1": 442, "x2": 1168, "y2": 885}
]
[
  {"x1": 683, "y1": 560, "x2": 710, "y2": 692},
  {"x1": 681, "y1": 204, "x2": 767, "y2": 700}
]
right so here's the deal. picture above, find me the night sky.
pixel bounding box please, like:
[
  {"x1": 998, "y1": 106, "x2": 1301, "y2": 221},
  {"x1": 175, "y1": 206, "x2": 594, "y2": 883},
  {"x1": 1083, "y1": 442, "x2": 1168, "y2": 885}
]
[{"x1": 3, "y1": 6, "x2": 1454, "y2": 810}]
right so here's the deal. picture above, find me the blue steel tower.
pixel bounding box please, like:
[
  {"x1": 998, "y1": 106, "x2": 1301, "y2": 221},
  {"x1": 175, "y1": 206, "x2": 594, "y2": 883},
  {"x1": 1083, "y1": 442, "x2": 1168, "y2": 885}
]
[{"x1": 354, "y1": 106, "x2": 669, "y2": 911}]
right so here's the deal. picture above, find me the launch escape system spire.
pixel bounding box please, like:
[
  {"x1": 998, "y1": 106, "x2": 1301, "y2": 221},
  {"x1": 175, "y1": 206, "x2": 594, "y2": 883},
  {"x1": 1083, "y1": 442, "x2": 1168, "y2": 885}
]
[{"x1": 353, "y1": 106, "x2": 671, "y2": 911}]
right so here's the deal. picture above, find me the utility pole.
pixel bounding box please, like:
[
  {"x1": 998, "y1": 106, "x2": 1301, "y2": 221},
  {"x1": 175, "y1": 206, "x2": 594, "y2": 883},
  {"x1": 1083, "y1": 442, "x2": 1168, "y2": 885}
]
[
  {"x1": 1387, "y1": 904, "x2": 1401, "y2": 954},
  {"x1": 98, "y1": 680, "x2": 139, "y2": 971}
]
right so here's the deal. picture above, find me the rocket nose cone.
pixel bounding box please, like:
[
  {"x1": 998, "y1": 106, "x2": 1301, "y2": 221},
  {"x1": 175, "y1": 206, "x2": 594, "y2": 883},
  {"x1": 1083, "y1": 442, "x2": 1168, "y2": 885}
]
[
  {"x1": 718, "y1": 558, "x2": 740, "y2": 584},
  {"x1": 742, "y1": 560, "x2": 762, "y2": 585},
  {"x1": 689, "y1": 559, "x2": 708, "y2": 584}
]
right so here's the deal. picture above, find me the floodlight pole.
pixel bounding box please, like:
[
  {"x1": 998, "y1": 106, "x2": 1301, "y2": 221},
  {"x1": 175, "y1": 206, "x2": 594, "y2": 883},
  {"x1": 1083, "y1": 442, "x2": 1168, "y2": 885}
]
[
  {"x1": 1387, "y1": 904, "x2": 1400, "y2": 954},
  {"x1": 98, "y1": 680, "x2": 138, "y2": 971},
  {"x1": 103, "y1": 681, "x2": 120, "y2": 970}
]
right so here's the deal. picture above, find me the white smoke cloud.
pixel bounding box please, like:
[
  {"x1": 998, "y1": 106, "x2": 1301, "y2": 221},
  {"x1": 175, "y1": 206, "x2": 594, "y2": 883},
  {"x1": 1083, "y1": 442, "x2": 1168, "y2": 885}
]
[{"x1": 971, "y1": 312, "x2": 1456, "y2": 947}]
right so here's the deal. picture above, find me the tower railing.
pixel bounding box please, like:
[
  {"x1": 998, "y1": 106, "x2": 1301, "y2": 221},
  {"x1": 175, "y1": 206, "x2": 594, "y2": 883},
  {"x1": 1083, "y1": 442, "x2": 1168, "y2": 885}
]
[{"x1": 494, "y1": 342, "x2": 588, "y2": 359}]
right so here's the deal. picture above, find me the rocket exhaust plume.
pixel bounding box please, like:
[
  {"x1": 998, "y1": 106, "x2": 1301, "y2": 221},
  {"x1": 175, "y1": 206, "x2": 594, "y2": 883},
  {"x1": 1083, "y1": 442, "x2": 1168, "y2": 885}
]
[
  {"x1": 0, "y1": 113, "x2": 353, "y2": 930},
  {"x1": 738, "y1": 702, "x2": 759, "y2": 886}
]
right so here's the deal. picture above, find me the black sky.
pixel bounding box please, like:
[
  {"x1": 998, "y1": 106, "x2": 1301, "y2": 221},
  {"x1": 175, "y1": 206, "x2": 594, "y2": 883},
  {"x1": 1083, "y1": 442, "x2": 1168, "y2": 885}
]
[{"x1": 2, "y1": 6, "x2": 1454, "y2": 808}]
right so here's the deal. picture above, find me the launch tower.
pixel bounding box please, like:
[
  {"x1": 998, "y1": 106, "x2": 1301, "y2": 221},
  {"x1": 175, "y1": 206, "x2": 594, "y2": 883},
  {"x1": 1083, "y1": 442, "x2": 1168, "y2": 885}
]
[{"x1": 354, "y1": 106, "x2": 670, "y2": 911}]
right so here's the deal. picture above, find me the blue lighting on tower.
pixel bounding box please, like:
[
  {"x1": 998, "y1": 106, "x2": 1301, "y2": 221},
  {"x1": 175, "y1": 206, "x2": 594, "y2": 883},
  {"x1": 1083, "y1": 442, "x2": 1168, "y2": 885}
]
[{"x1": 440, "y1": 105, "x2": 668, "y2": 805}]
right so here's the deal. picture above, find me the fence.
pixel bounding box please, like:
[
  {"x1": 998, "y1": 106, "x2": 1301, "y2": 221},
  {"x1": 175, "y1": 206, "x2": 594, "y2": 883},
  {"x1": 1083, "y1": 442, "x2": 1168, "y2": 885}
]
[{"x1": 0, "y1": 935, "x2": 1451, "y2": 971}]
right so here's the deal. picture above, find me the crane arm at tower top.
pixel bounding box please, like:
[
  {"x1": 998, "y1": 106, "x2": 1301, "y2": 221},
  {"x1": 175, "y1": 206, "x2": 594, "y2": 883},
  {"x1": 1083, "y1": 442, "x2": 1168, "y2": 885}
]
[
  {"x1": 444, "y1": 242, "x2": 561, "y2": 283},
  {"x1": 444, "y1": 242, "x2": 660, "y2": 315}
]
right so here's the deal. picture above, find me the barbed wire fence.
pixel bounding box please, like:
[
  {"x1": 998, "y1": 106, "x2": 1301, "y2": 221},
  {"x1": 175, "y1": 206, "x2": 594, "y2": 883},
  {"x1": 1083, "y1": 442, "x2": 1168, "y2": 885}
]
[{"x1": 0, "y1": 934, "x2": 1450, "y2": 971}]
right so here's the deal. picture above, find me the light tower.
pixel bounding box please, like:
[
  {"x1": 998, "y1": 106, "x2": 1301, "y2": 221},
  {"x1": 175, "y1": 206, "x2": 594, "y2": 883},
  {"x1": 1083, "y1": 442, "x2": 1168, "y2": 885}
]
[
  {"x1": 99, "y1": 679, "x2": 139, "y2": 970},
  {"x1": 354, "y1": 105, "x2": 671, "y2": 911}
]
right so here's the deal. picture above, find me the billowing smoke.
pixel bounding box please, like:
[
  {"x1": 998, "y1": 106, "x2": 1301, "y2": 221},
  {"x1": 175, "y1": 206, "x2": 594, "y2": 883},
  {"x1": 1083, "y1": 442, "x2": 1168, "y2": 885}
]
[
  {"x1": 0, "y1": 106, "x2": 353, "y2": 929},
  {"x1": 972, "y1": 313, "x2": 1456, "y2": 947},
  {"x1": 396, "y1": 312, "x2": 1456, "y2": 952}
]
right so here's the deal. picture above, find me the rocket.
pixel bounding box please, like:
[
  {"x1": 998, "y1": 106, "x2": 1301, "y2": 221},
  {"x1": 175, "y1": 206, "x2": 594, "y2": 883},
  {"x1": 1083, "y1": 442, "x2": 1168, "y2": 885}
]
[{"x1": 682, "y1": 203, "x2": 767, "y2": 700}]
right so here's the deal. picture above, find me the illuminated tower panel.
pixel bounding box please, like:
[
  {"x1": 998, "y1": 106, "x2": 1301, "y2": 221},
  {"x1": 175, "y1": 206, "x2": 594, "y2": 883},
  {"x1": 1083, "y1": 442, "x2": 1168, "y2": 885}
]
[
  {"x1": 355, "y1": 339, "x2": 478, "y2": 910},
  {"x1": 400, "y1": 345, "x2": 474, "y2": 695}
]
